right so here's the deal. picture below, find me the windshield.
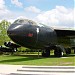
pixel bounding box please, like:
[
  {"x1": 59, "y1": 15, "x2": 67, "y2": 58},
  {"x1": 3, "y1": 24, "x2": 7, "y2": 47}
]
[
  {"x1": 37, "y1": 23, "x2": 48, "y2": 27},
  {"x1": 13, "y1": 19, "x2": 37, "y2": 25},
  {"x1": 13, "y1": 19, "x2": 48, "y2": 28}
]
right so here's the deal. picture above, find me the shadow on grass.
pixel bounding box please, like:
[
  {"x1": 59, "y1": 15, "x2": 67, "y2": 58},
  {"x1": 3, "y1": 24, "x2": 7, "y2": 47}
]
[
  {"x1": 0, "y1": 53, "x2": 75, "y2": 64},
  {"x1": 0, "y1": 54, "x2": 59, "y2": 64},
  {"x1": 0, "y1": 55, "x2": 43, "y2": 63}
]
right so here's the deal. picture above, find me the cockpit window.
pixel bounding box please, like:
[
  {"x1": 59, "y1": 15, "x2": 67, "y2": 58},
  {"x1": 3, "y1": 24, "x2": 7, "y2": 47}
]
[
  {"x1": 13, "y1": 19, "x2": 37, "y2": 25},
  {"x1": 13, "y1": 19, "x2": 28, "y2": 24},
  {"x1": 18, "y1": 19, "x2": 24, "y2": 23},
  {"x1": 13, "y1": 19, "x2": 47, "y2": 27},
  {"x1": 14, "y1": 19, "x2": 19, "y2": 23},
  {"x1": 37, "y1": 23, "x2": 47, "y2": 27}
]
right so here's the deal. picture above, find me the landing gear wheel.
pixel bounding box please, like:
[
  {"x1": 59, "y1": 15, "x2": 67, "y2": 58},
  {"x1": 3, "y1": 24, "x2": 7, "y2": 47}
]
[
  {"x1": 54, "y1": 50, "x2": 63, "y2": 57},
  {"x1": 54, "y1": 45, "x2": 64, "y2": 57},
  {"x1": 65, "y1": 48, "x2": 71, "y2": 54},
  {"x1": 42, "y1": 47, "x2": 50, "y2": 57}
]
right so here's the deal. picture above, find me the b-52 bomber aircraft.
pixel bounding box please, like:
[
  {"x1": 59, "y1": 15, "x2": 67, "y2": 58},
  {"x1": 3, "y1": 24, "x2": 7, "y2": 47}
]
[{"x1": 7, "y1": 19, "x2": 75, "y2": 57}]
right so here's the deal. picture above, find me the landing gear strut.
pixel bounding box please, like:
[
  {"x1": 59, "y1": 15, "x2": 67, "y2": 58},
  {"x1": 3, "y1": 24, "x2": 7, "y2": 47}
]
[
  {"x1": 65, "y1": 48, "x2": 71, "y2": 55},
  {"x1": 42, "y1": 45, "x2": 65, "y2": 57},
  {"x1": 42, "y1": 47, "x2": 50, "y2": 57},
  {"x1": 54, "y1": 45, "x2": 64, "y2": 57}
]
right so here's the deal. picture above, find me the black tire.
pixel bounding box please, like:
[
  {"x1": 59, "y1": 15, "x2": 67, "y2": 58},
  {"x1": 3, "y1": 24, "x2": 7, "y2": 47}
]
[
  {"x1": 65, "y1": 48, "x2": 71, "y2": 54},
  {"x1": 54, "y1": 46, "x2": 64, "y2": 57},
  {"x1": 42, "y1": 47, "x2": 50, "y2": 57}
]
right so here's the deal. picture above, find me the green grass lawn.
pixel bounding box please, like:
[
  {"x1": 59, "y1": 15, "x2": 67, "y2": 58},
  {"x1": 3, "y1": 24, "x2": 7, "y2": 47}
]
[{"x1": 0, "y1": 53, "x2": 75, "y2": 66}]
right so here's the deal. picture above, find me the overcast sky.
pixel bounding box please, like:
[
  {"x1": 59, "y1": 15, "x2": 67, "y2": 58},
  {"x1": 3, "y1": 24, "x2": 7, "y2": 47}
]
[{"x1": 0, "y1": 0, "x2": 74, "y2": 29}]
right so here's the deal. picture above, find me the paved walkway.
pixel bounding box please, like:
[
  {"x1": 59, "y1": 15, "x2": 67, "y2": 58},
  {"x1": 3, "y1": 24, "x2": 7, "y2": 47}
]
[
  {"x1": 0, "y1": 65, "x2": 75, "y2": 75},
  {"x1": 0, "y1": 65, "x2": 22, "y2": 75}
]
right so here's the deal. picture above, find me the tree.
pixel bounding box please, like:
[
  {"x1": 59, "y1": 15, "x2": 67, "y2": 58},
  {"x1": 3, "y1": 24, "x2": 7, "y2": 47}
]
[{"x1": 0, "y1": 20, "x2": 11, "y2": 45}]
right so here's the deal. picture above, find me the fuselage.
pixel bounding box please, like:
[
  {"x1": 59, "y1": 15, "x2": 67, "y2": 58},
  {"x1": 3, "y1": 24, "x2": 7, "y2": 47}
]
[
  {"x1": 7, "y1": 19, "x2": 57, "y2": 49},
  {"x1": 7, "y1": 19, "x2": 75, "y2": 57}
]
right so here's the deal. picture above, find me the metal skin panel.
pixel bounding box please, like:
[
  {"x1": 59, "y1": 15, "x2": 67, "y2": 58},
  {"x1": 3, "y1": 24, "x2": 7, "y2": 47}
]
[
  {"x1": 7, "y1": 19, "x2": 57, "y2": 49},
  {"x1": 35, "y1": 26, "x2": 57, "y2": 49},
  {"x1": 55, "y1": 29, "x2": 75, "y2": 47}
]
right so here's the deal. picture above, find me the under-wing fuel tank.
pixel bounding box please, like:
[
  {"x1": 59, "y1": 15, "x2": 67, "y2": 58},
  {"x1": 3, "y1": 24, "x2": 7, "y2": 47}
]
[{"x1": 7, "y1": 19, "x2": 57, "y2": 49}]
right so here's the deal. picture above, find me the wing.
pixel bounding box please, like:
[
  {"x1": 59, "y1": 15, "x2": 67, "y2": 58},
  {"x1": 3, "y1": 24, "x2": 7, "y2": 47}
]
[{"x1": 55, "y1": 29, "x2": 75, "y2": 37}]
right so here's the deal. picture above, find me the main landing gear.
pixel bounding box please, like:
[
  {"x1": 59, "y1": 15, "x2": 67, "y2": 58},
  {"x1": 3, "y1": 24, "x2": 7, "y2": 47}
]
[
  {"x1": 54, "y1": 45, "x2": 64, "y2": 57},
  {"x1": 42, "y1": 45, "x2": 64, "y2": 57},
  {"x1": 42, "y1": 47, "x2": 50, "y2": 57}
]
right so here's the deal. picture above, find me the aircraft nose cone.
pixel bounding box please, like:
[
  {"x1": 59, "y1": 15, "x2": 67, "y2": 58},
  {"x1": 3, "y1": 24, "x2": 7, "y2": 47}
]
[
  {"x1": 7, "y1": 24, "x2": 24, "y2": 42},
  {"x1": 7, "y1": 24, "x2": 22, "y2": 36},
  {"x1": 7, "y1": 26, "x2": 15, "y2": 36},
  {"x1": 7, "y1": 19, "x2": 38, "y2": 48}
]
